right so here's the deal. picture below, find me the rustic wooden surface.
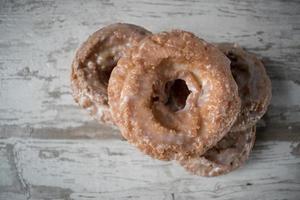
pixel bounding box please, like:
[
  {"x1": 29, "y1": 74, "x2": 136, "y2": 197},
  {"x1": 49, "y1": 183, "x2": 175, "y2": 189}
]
[{"x1": 0, "y1": 0, "x2": 300, "y2": 199}]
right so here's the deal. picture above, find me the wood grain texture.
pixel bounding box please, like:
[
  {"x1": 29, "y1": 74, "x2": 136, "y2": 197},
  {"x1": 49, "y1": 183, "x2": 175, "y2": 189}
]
[
  {"x1": 0, "y1": 0, "x2": 300, "y2": 199},
  {"x1": 0, "y1": 138, "x2": 300, "y2": 200},
  {"x1": 0, "y1": 0, "x2": 299, "y2": 136}
]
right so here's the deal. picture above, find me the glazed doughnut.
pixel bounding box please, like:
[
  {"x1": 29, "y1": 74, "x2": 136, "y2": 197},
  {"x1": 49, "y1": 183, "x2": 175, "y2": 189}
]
[
  {"x1": 179, "y1": 126, "x2": 256, "y2": 177},
  {"x1": 217, "y1": 43, "x2": 272, "y2": 131},
  {"x1": 71, "y1": 23, "x2": 151, "y2": 124},
  {"x1": 108, "y1": 30, "x2": 241, "y2": 160}
]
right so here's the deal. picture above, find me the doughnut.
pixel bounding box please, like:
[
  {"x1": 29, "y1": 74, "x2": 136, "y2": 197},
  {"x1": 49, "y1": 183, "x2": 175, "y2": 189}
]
[
  {"x1": 217, "y1": 43, "x2": 272, "y2": 131},
  {"x1": 179, "y1": 126, "x2": 256, "y2": 177},
  {"x1": 108, "y1": 30, "x2": 241, "y2": 160},
  {"x1": 71, "y1": 23, "x2": 151, "y2": 124}
]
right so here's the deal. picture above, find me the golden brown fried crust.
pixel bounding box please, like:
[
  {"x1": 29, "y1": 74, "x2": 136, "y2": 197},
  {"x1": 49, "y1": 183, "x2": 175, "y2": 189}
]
[
  {"x1": 108, "y1": 30, "x2": 241, "y2": 160},
  {"x1": 217, "y1": 43, "x2": 272, "y2": 131},
  {"x1": 178, "y1": 126, "x2": 256, "y2": 177},
  {"x1": 71, "y1": 23, "x2": 151, "y2": 124}
]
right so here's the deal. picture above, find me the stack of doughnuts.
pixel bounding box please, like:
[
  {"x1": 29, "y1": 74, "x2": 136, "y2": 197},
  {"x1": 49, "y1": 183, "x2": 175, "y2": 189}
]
[{"x1": 71, "y1": 23, "x2": 271, "y2": 176}]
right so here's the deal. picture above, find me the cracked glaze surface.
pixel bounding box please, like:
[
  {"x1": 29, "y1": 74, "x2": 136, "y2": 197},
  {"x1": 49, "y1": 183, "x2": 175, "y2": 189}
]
[
  {"x1": 179, "y1": 126, "x2": 256, "y2": 176},
  {"x1": 217, "y1": 43, "x2": 272, "y2": 131},
  {"x1": 71, "y1": 23, "x2": 151, "y2": 125},
  {"x1": 108, "y1": 30, "x2": 241, "y2": 160}
]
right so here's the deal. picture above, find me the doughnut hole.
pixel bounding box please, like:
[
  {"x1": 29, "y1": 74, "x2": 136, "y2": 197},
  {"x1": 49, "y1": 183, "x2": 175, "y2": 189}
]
[
  {"x1": 151, "y1": 79, "x2": 191, "y2": 131},
  {"x1": 96, "y1": 54, "x2": 119, "y2": 87},
  {"x1": 227, "y1": 52, "x2": 251, "y2": 100},
  {"x1": 165, "y1": 79, "x2": 191, "y2": 112}
]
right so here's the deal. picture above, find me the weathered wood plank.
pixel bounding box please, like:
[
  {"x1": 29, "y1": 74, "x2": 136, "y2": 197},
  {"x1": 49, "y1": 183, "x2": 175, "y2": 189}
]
[
  {"x1": 0, "y1": 0, "x2": 300, "y2": 137},
  {"x1": 0, "y1": 138, "x2": 299, "y2": 200},
  {"x1": 0, "y1": 142, "x2": 27, "y2": 200},
  {"x1": 0, "y1": 0, "x2": 300, "y2": 199}
]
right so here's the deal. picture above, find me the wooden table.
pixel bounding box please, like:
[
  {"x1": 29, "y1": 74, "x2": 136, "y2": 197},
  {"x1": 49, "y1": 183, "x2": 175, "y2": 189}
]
[{"x1": 1, "y1": 0, "x2": 300, "y2": 199}]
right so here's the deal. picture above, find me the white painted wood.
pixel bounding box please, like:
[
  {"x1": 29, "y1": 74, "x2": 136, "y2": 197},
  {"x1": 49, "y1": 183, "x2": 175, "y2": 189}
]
[
  {"x1": 0, "y1": 0, "x2": 299, "y2": 133},
  {"x1": 0, "y1": 0, "x2": 300, "y2": 199},
  {"x1": 0, "y1": 138, "x2": 299, "y2": 200}
]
